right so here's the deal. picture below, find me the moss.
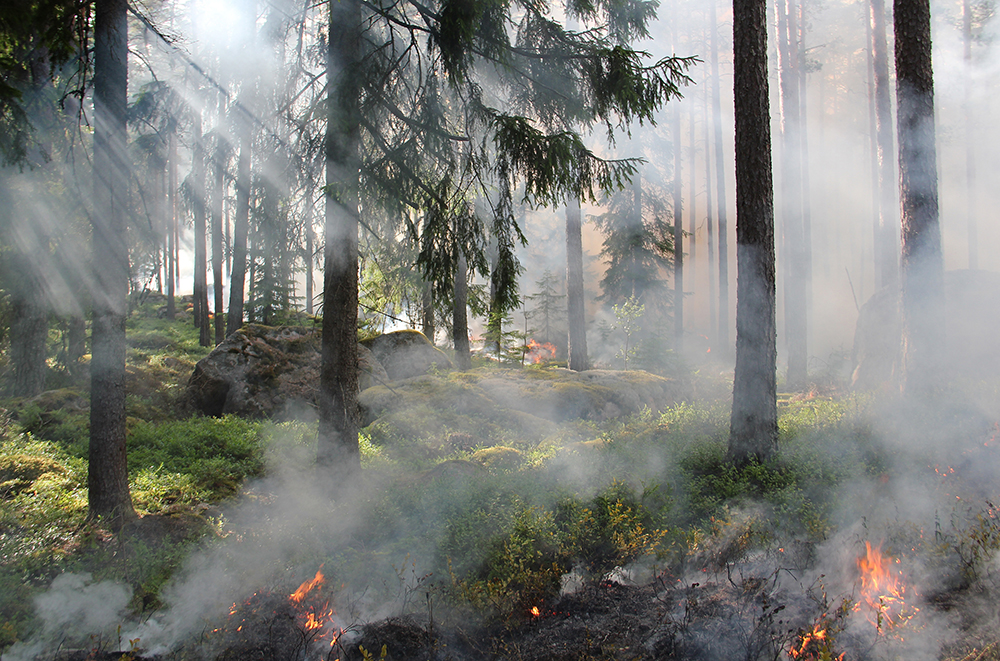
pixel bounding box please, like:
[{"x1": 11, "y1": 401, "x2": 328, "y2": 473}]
[
  {"x1": 0, "y1": 453, "x2": 67, "y2": 496},
  {"x1": 471, "y1": 446, "x2": 525, "y2": 474}
]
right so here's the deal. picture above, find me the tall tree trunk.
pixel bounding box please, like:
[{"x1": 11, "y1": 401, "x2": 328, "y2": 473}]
[
  {"x1": 866, "y1": 3, "x2": 880, "y2": 286},
  {"x1": 317, "y1": 0, "x2": 362, "y2": 472},
  {"x1": 872, "y1": 0, "x2": 898, "y2": 288},
  {"x1": 776, "y1": 0, "x2": 808, "y2": 387},
  {"x1": 710, "y1": 0, "x2": 731, "y2": 355},
  {"x1": 167, "y1": 131, "x2": 177, "y2": 320},
  {"x1": 799, "y1": 0, "x2": 813, "y2": 338},
  {"x1": 728, "y1": 0, "x2": 778, "y2": 464},
  {"x1": 9, "y1": 272, "x2": 48, "y2": 397},
  {"x1": 963, "y1": 0, "x2": 977, "y2": 269},
  {"x1": 895, "y1": 0, "x2": 943, "y2": 398},
  {"x1": 566, "y1": 197, "x2": 589, "y2": 371},
  {"x1": 703, "y1": 64, "x2": 717, "y2": 345},
  {"x1": 672, "y1": 87, "x2": 684, "y2": 352},
  {"x1": 192, "y1": 108, "x2": 211, "y2": 347},
  {"x1": 211, "y1": 97, "x2": 226, "y2": 345},
  {"x1": 453, "y1": 251, "x2": 472, "y2": 370},
  {"x1": 688, "y1": 111, "x2": 697, "y2": 280},
  {"x1": 2, "y1": 175, "x2": 49, "y2": 398},
  {"x1": 90, "y1": 0, "x2": 135, "y2": 523},
  {"x1": 227, "y1": 112, "x2": 251, "y2": 335}
]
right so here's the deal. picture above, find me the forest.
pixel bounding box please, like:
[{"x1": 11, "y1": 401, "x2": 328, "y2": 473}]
[{"x1": 2, "y1": 0, "x2": 1000, "y2": 659}]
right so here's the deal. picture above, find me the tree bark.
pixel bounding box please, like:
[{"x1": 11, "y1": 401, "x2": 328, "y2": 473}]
[
  {"x1": 728, "y1": 0, "x2": 778, "y2": 464},
  {"x1": 776, "y1": 0, "x2": 807, "y2": 388},
  {"x1": 963, "y1": 0, "x2": 977, "y2": 270},
  {"x1": 453, "y1": 251, "x2": 472, "y2": 370},
  {"x1": 703, "y1": 61, "x2": 717, "y2": 344},
  {"x1": 872, "y1": 0, "x2": 898, "y2": 288},
  {"x1": 90, "y1": 0, "x2": 135, "y2": 523},
  {"x1": 167, "y1": 131, "x2": 177, "y2": 320},
  {"x1": 211, "y1": 95, "x2": 226, "y2": 345},
  {"x1": 421, "y1": 280, "x2": 434, "y2": 342},
  {"x1": 710, "y1": 0, "x2": 731, "y2": 355},
  {"x1": 226, "y1": 112, "x2": 250, "y2": 336},
  {"x1": 566, "y1": 197, "x2": 589, "y2": 371},
  {"x1": 895, "y1": 0, "x2": 943, "y2": 398},
  {"x1": 305, "y1": 217, "x2": 315, "y2": 315},
  {"x1": 9, "y1": 274, "x2": 48, "y2": 397},
  {"x1": 192, "y1": 108, "x2": 211, "y2": 347},
  {"x1": 317, "y1": 0, "x2": 362, "y2": 472},
  {"x1": 672, "y1": 85, "x2": 684, "y2": 352}
]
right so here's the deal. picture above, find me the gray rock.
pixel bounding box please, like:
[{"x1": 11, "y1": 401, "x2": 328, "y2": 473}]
[
  {"x1": 186, "y1": 324, "x2": 389, "y2": 419},
  {"x1": 360, "y1": 329, "x2": 452, "y2": 380}
]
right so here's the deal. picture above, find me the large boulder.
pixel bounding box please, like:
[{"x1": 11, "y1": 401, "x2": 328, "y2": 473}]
[
  {"x1": 360, "y1": 330, "x2": 452, "y2": 380},
  {"x1": 852, "y1": 270, "x2": 1000, "y2": 389},
  {"x1": 187, "y1": 325, "x2": 389, "y2": 419}
]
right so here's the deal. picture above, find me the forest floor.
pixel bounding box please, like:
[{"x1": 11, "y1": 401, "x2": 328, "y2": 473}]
[{"x1": 2, "y1": 298, "x2": 1000, "y2": 660}]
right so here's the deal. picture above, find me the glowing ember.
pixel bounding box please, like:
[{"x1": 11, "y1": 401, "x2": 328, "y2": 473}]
[
  {"x1": 290, "y1": 567, "x2": 324, "y2": 603},
  {"x1": 788, "y1": 623, "x2": 842, "y2": 660},
  {"x1": 530, "y1": 606, "x2": 541, "y2": 617},
  {"x1": 856, "y1": 541, "x2": 919, "y2": 632},
  {"x1": 525, "y1": 339, "x2": 557, "y2": 364}
]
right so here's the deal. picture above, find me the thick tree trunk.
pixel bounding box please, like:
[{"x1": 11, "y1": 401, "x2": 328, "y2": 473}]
[
  {"x1": 728, "y1": 0, "x2": 778, "y2": 464},
  {"x1": 776, "y1": 0, "x2": 808, "y2": 388},
  {"x1": 895, "y1": 0, "x2": 943, "y2": 398},
  {"x1": 317, "y1": 0, "x2": 362, "y2": 472},
  {"x1": 872, "y1": 0, "x2": 898, "y2": 288},
  {"x1": 453, "y1": 252, "x2": 472, "y2": 370},
  {"x1": 566, "y1": 198, "x2": 588, "y2": 371},
  {"x1": 90, "y1": 0, "x2": 135, "y2": 523},
  {"x1": 10, "y1": 279, "x2": 48, "y2": 397},
  {"x1": 710, "y1": 0, "x2": 731, "y2": 355}
]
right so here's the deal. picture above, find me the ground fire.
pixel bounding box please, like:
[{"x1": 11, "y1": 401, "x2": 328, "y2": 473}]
[{"x1": 855, "y1": 541, "x2": 919, "y2": 633}]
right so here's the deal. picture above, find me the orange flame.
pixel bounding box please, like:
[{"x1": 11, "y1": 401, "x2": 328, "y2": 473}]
[
  {"x1": 856, "y1": 542, "x2": 919, "y2": 632},
  {"x1": 530, "y1": 606, "x2": 541, "y2": 617},
  {"x1": 525, "y1": 339, "x2": 557, "y2": 364},
  {"x1": 788, "y1": 623, "x2": 840, "y2": 660},
  {"x1": 290, "y1": 567, "x2": 324, "y2": 604}
]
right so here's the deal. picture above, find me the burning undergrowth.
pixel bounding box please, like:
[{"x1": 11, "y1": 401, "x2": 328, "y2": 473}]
[{"x1": 6, "y1": 388, "x2": 1000, "y2": 661}]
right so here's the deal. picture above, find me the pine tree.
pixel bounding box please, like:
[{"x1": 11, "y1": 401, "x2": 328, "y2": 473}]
[
  {"x1": 895, "y1": 0, "x2": 943, "y2": 398},
  {"x1": 728, "y1": 0, "x2": 779, "y2": 464},
  {"x1": 89, "y1": 0, "x2": 136, "y2": 523}
]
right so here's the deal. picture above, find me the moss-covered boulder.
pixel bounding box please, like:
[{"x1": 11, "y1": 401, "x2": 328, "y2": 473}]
[
  {"x1": 358, "y1": 367, "x2": 687, "y2": 461},
  {"x1": 186, "y1": 325, "x2": 389, "y2": 420},
  {"x1": 361, "y1": 330, "x2": 452, "y2": 380}
]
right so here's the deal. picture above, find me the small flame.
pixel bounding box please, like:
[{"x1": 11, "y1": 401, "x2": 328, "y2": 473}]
[
  {"x1": 530, "y1": 606, "x2": 541, "y2": 617},
  {"x1": 788, "y1": 623, "x2": 843, "y2": 661},
  {"x1": 525, "y1": 339, "x2": 557, "y2": 364},
  {"x1": 856, "y1": 541, "x2": 919, "y2": 632},
  {"x1": 290, "y1": 567, "x2": 324, "y2": 604}
]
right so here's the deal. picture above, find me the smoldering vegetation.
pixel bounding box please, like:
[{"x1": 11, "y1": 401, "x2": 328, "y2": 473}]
[{"x1": 5, "y1": 325, "x2": 1000, "y2": 661}]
